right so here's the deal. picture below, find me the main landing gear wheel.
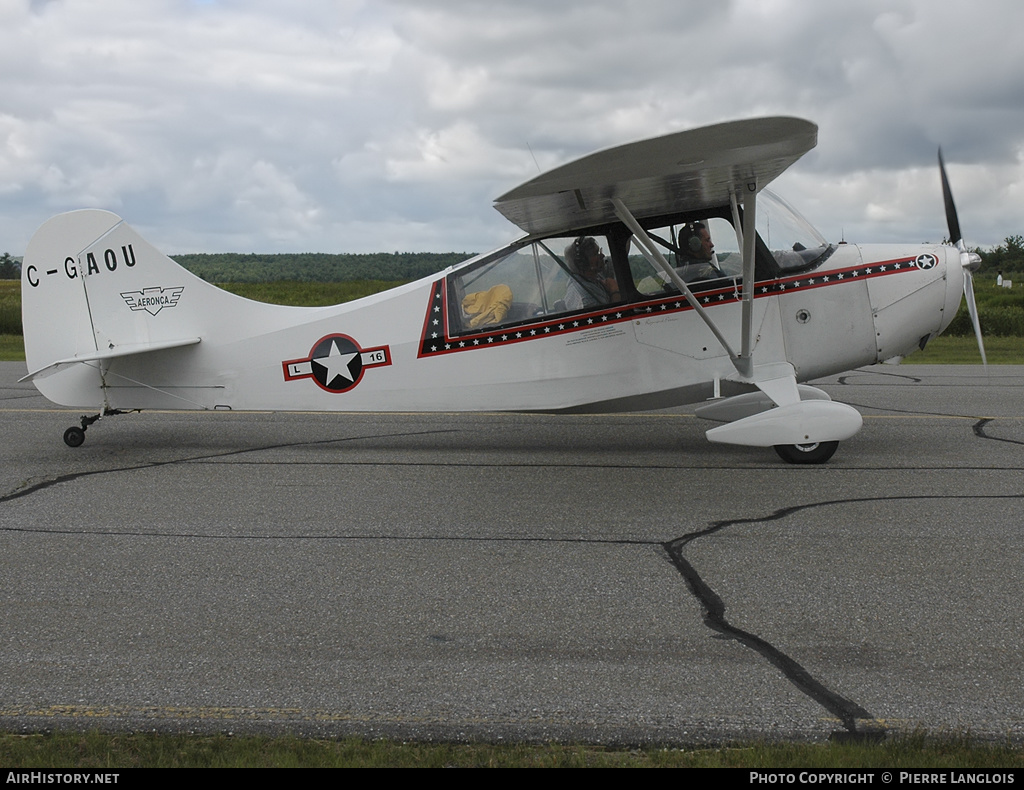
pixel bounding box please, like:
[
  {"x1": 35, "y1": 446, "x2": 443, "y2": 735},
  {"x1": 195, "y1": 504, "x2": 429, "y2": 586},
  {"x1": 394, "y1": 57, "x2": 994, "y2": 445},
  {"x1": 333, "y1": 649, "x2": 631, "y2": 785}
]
[
  {"x1": 63, "y1": 426, "x2": 86, "y2": 448},
  {"x1": 773, "y1": 441, "x2": 839, "y2": 465}
]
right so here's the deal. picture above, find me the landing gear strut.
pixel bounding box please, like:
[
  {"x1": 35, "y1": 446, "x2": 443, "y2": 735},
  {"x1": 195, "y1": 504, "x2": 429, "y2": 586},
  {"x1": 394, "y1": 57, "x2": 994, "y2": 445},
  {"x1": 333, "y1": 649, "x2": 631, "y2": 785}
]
[{"x1": 63, "y1": 408, "x2": 132, "y2": 447}]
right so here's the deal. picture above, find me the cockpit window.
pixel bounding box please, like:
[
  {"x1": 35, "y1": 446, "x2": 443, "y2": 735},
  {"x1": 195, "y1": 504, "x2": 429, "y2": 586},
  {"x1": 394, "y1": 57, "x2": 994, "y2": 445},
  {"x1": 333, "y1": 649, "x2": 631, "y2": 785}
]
[
  {"x1": 757, "y1": 189, "x2": 834, "y2": 272},
  {"x1": 628, "y1": 216, "x2": 741, "y2": 296},
  {"x1": 445, "y1": 193, "x2": 833, "y2": 336},
  {"x1": 447, "y1": 234, "x2": 622, "y2": 335}
]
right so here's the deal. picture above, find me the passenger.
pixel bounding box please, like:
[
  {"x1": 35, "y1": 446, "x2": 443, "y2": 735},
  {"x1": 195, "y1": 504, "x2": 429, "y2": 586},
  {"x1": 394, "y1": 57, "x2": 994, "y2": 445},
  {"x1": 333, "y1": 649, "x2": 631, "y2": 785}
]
[
  {"x1": 678, "y1": 221, "x2": 726, "y2": 280},
  {"x1": 563, "y1": 236, "x2": 620, "y2": 310}
]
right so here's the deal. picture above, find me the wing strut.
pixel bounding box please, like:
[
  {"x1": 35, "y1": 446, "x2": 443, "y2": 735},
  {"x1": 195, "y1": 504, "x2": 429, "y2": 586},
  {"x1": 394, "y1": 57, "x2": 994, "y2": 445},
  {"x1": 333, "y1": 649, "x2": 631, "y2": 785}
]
[
  {"x1": 739, "y1": 184, "x2": 758, "y2": 372},
  {"x1": 611, "y1": 195, "x2": 757, "y2": 379}
]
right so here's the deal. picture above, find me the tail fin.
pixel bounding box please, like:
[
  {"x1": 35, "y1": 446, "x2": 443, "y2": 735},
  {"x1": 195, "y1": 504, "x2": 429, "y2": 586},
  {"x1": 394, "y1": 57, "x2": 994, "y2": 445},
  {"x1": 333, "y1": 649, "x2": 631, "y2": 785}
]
[{"x1": 21, "y1": 209, "x2": 284, "y2": 409}]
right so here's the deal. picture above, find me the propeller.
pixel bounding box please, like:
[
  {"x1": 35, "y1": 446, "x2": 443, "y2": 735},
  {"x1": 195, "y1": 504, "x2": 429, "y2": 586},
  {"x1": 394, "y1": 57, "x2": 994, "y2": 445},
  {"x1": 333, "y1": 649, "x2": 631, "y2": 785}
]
[{"x1": 939, "y1": 149, "x2": 986, "y2": 365}]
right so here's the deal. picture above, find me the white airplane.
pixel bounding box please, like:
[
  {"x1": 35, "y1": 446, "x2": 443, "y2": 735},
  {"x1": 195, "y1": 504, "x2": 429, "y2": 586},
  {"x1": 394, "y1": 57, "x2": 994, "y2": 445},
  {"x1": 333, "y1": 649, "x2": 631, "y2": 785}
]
[{"x1": 20, "y1": 116, "x2": 984, "y2": 462}]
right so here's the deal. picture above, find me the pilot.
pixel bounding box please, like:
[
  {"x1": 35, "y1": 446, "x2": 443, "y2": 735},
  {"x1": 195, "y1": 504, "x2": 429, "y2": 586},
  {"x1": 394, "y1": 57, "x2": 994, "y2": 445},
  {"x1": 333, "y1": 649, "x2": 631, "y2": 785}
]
[
  {"x1": 563, "y1": 236, "x2": 621, "y2": 310},
  {"x1": 678, "y1": 221, "x2": 726, "y2": 280}
]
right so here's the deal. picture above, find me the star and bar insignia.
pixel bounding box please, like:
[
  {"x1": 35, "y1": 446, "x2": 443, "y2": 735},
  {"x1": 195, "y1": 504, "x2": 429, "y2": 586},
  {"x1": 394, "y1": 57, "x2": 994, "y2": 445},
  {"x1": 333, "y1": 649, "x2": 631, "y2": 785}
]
[{"x1": 283, "y1": 334, "x2": 391, "y2": 393}]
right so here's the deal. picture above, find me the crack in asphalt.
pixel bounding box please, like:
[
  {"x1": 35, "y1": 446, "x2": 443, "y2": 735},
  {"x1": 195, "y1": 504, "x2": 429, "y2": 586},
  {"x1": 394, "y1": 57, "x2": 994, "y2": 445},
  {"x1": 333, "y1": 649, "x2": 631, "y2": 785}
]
[
  {"x1": 973, "y1": 418, "x2": 1024, "y2": 446},
  {"x1": 837, "y1": 371, "x2": 923, "y2": 385},
  {"x1": 662, "y1": 493, "x2": 1024, "y2": 736},
  {"x1": 0, "y1": 428, "x2": 458, "y2": 505},
  {"x1": 840, "y1": 399, "x2": 982, "y2": 417},
  {"x1": 662, "y1": 507, "x2": 871, "y2": 735}
]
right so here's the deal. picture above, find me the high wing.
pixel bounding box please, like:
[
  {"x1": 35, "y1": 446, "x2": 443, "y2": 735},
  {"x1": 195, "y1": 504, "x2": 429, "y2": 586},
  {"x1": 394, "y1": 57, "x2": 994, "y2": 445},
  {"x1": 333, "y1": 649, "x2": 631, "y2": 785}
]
[
  {"x1": 494, "y1": 116, "x2": 817, "y2": 235},
  {"x1": 499, "y1": 117, "x2": 817, "y2": 381}
]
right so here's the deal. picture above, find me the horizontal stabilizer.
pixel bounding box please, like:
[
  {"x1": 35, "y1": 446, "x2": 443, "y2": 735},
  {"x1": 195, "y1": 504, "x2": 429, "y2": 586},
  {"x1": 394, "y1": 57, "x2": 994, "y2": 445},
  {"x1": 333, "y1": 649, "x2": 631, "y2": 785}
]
[{"x1": 20, "y1": 337, "x2": 201, "y2": 383}]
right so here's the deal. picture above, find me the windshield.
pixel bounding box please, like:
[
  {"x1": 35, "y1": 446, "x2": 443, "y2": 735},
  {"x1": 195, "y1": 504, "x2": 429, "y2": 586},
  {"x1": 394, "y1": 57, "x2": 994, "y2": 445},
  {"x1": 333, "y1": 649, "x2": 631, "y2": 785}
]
[{"x1": 757, "y1": 189, "x2": 833, "y2": 272}]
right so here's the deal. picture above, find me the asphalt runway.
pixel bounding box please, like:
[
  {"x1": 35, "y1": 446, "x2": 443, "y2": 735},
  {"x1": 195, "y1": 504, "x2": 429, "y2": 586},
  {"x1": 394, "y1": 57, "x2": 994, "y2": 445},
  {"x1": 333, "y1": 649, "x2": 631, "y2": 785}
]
[{"x1": 1, "y1": 361, "x2": 1022, "y2": 744}]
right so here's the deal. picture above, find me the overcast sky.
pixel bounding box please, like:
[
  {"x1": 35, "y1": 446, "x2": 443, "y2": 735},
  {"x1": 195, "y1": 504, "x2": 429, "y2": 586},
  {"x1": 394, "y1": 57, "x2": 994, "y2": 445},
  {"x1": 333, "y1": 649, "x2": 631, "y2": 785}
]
[{"x1": 1, "y1": 0, "x2": 1021, "y2": 255}]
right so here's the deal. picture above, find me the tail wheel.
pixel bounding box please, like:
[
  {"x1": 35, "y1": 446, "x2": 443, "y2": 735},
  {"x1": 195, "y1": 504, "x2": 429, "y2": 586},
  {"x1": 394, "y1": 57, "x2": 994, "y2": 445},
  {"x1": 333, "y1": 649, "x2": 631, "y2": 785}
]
[
  {"x1": 774, "y1": 441, "x2": 838, "y2": 465},
  {"x1": 63, "y1": 426, "x2": 86, "y2": 448}
]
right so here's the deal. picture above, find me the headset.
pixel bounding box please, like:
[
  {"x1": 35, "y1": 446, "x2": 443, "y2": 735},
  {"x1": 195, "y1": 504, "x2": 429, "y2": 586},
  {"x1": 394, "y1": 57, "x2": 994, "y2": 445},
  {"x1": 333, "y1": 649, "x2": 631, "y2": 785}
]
[
  {"x1": 573, "y1": 236, "x2": 587, "y2": 265},
  {"x1": 683, "y1": 222, "x2": 706, "y2": 254}
]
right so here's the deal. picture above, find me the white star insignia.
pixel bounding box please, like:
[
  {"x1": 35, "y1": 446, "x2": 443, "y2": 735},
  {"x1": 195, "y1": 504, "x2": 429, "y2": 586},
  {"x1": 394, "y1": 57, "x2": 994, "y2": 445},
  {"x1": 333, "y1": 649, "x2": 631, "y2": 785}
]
[{"x1": 312, "y1": 339, "x2": 358, "y2": 385}]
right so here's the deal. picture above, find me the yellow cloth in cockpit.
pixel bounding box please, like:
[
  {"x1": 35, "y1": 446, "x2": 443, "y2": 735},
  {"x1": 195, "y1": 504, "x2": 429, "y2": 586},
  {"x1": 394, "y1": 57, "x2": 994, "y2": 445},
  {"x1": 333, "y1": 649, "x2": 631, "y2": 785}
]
[{"x1": 462, "y1": 284, "x2": 513, "y2": 328}]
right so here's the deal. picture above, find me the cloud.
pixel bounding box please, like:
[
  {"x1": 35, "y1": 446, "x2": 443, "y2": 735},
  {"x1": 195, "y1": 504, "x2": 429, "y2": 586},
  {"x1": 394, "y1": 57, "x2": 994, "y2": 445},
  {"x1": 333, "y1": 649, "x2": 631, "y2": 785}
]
[{"x1": 1, "y1": 0, "x2": 1022, "y2": 254}]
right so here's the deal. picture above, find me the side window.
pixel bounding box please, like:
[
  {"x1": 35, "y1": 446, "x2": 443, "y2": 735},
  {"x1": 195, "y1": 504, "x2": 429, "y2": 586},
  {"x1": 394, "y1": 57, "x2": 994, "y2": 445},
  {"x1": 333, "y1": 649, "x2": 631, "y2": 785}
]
[
  {"x1": 448, "y1": 235, "x2": 619, "y2": 334},
  {"x1": 628, "y1": 217, "x2": 740, "y2": 296}
]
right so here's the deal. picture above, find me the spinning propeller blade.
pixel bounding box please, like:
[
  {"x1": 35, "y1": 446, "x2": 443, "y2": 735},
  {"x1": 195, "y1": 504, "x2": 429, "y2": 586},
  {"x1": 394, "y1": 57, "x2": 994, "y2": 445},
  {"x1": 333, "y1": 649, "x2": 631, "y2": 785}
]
[
  {"x1": 939, "y1": 149, "x2": 962, "y2": 246},
  {"x1": 939, "y1": 149, "x2": 986, "y2": 366}
]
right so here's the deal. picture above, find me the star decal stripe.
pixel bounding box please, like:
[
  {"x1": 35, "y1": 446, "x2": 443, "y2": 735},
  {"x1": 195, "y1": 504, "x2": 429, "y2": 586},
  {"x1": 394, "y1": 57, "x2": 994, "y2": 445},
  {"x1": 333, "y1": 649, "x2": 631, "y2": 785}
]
[{"x1": 417, "y1": 257, "x2": 919, "y2": 358}]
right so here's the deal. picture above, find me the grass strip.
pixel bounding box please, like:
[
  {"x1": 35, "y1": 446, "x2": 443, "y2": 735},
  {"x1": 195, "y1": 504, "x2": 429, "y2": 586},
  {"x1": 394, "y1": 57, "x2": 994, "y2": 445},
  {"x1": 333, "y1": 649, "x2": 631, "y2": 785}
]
[{"x1": 2, "y1": 732, "x2": 1023, "y2": 769}]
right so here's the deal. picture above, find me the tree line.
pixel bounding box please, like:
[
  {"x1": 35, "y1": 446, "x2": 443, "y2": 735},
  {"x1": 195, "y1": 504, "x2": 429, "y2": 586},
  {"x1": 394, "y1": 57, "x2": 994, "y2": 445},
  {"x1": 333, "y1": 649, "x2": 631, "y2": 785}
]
[
  {"x1": 0, "y1": 253, "x2": 20, "y2": 279},
  {"x1": 0, "y1": 250, "x2": 475, "y2": 282},
  {"x1": 975, "y1": 235, "x2": 1024, "y2": 278},
  {"x1": 169, "y1": 251, "x2": 475, "y2": 283},
  {"x1": 2, "y1": 237, "x2": 1024, "y2": 282}
]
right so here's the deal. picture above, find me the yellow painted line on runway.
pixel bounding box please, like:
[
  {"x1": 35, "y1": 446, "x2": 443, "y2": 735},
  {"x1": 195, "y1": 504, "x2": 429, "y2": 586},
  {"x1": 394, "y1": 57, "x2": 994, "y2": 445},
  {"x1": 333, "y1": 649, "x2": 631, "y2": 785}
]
[
  {"x1": 2, "y1": 408, "x2": 1021, "y2": 421},
  {"x1": 3, "y1": 408, "x2": 1024, "y2": 421},
  {"x1": 0, "y1": 703, "x2": 535, "y2": 727},
  {"x1": 0, "y1": 704, "x2": 374, "y2": 723},
  {"x1": 0, "y1": 407, "x2": 275, "y2": 415}
]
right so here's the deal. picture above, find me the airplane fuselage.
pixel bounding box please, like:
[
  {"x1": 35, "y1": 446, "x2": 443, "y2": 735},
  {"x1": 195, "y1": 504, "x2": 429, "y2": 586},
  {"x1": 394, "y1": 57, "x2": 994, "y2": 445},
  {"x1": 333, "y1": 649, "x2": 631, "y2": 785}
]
[{"x1": 23, "y1": 212, "x2": 959, "y2": 417}]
